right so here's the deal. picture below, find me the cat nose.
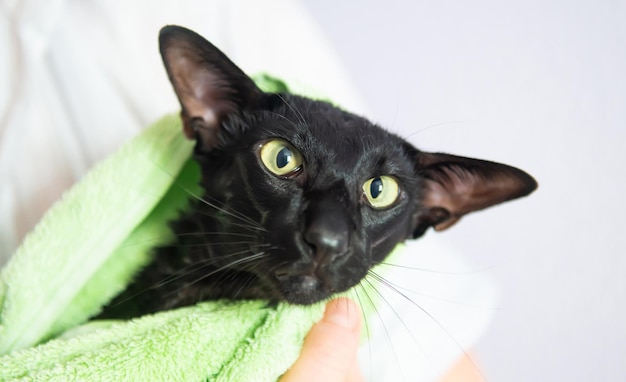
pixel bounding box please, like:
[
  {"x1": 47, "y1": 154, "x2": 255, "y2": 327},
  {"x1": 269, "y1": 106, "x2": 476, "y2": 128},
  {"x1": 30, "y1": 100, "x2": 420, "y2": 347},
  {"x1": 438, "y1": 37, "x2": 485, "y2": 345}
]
[
  {"x1": 304, "y1": 222, "x2": 349, "y2": 260},
  {"x1": 304, "y1": 197, "x2": 350, "y2": 265}
]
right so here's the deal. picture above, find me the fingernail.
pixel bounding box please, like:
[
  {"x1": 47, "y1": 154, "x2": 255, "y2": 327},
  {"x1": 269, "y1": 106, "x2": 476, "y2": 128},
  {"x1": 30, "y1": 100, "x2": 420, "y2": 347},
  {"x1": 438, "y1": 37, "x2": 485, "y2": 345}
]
[{"x1": 324, "y1": 298, "x2": 360, "y2": 329}]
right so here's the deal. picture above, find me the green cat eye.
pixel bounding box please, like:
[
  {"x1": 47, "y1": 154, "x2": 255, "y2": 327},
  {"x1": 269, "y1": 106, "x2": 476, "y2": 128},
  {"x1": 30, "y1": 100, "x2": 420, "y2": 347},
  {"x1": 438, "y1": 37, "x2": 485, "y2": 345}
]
[
  {"x1": 259, "y1": 139, "x2": 303, "y2": 177},
  {"x1": 362, "y1": 176, "x2": 399, "y2": 209}
]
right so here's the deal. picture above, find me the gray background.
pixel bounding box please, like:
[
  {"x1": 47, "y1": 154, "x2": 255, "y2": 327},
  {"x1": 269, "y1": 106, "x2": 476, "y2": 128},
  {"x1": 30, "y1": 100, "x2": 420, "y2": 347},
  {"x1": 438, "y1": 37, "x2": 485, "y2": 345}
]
[{"x1": 302, "y1": 1, "x2": 626, "y2": 381}]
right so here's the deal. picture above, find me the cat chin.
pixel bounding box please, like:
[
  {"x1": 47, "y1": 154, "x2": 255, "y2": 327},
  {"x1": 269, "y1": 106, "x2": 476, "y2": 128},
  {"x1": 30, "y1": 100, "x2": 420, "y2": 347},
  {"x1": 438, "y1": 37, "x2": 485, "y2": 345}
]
[
  {"x1": 279, "y1": 290, "x2": 332, "y2": 306},
  {"x1": 270, "y1": 275, "x2": 335, "y2": 305}
]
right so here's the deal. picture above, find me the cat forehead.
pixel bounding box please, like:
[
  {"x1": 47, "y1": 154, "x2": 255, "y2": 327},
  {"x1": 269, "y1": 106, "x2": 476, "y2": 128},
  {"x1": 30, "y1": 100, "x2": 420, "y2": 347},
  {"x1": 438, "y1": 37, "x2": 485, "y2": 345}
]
[{"x1": 263, "y1": 95, "x2": 394, "y2": 144}]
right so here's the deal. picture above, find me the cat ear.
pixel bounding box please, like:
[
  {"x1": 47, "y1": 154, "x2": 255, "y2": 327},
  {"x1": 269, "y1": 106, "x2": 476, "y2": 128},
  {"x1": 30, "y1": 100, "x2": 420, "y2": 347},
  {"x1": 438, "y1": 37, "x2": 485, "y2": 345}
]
[
  {"x1": 412, "y1": 152, "x2": 537, "y2": 237},
  {"x1": 159, "y1": 25, "x2": 264, "y2": 149}
]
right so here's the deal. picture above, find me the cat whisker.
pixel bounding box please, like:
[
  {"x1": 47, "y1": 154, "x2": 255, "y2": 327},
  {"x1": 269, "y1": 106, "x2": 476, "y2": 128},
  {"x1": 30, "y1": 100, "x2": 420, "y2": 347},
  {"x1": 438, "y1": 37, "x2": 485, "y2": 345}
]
[
  {"x1": 350, "y1": 284, "x2": 373, "y2": 381},
  {"x1": 140, "y1": 161, "x2": 264, "y2": 232},
  {"x1": 377, "y1": 261, "x2": 502, "y2": 275},
  {"x1": 403, "y1": 120, "x2": 470, "y2": 140},
  {"x1": 180, "y1": 187, "x2": 265, "y2": 231},
  {"x1": 233, "y1": 272, "x2": 260, "y2": 299},
  {"x1": 146, "y1": 249, "x2": 268, "y2": 305},
  {"x1": 362, "y1": 276, "x2": 437, "y2": 381},
  {"x1": 190, "y1": 208, "x2": 266, "y2": 234},
  {"x1": 173, "y1": 231, "x2": 258, "y2": 239},
  {"x1": 200, "y1": 253, "x2": 282, "y2": 302},
  {"x1": 167, "y1": 240, "x2": 266, "y2": 248},
  {"x1": 275, "y1": 93, "x2": 307, "y2": 126},
  {"x1": 105, "y1": 247, "x2": 270, "y2": 309},
  {"x1": 142, "y1": 158, "x2": 265, "y2": 235},
  {"x1": 197, "y1": 194, "x2": 264, "y2": 228},
  {"x1": 224, "y1": 220, "x2": 267, "y2": 233},
  {"x1": 356, "y1": 278, "x2": 407, "y2": 382},
  {"x1": 176, "y1": 244, "x2": 271, "y2": 269},
  {"x1": 366, "y1": 270, "x2": 488, "y2": 381},
  {"x1": 164, "y1": 252, "x2": 269, "y2": 299},
  {"x1": 194, "y1": 209, "x2": 266, "y2": 233},
  {"x1": 229, "y1": 257, "x2": 275, "y2": 299},
  {"x1": 267, "y1": 110, "x2": 301, "y2": 131},
  {"x1": 114, "y1": 231, "x2": 259, "y2": 252},
  {"x1": 368, "y1": 268, "x2": 495, "y2": 310}
]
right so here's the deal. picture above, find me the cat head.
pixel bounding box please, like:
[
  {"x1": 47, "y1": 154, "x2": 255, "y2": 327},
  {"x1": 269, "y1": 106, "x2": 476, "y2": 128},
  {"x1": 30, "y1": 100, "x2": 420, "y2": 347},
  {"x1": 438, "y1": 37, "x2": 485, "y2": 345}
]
[{"x1": 159, "y1": 25, "x2": 537, "y2": 305}]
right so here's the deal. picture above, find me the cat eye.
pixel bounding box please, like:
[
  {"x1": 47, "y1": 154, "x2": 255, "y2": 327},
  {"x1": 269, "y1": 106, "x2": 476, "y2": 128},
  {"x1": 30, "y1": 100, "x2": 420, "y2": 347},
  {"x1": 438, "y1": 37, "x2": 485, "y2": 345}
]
[
  {"x1": 362, "y1": 176, "x2": 400, "y2": 209},
  {"x1": 259, "y1": 139, "x2": 304, "y2": 177}
]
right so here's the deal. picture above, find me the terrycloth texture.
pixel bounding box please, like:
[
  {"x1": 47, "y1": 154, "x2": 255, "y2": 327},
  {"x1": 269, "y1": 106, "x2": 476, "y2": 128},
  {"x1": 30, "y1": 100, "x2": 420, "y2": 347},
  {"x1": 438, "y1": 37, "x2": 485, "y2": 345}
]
[
  {"x1": 0, "y1": 75, "x2": 335, "y2": 381},
  {"x1": 0, "y1": 113, "x2": 196, "y2": 353},
  {"x1": 0, "y1": 301, "x2": 324, "y2": 381}
]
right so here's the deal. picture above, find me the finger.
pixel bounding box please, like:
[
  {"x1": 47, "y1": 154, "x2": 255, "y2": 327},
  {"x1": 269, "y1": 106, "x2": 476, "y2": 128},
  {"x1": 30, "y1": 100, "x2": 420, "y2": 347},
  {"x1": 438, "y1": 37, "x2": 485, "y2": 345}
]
[
  {"x1": 281, "y1": 298, "x2": 362, "y2": 382},
  {"x1": 346, "y1": 354, "x2": 365, "y2": 382}
]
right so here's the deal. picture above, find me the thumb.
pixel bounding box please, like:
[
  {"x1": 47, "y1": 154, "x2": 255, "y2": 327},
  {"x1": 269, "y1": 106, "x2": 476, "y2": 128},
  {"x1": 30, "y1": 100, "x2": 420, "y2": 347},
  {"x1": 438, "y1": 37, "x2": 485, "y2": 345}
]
[{"x1": 281, "y1": 298, "x2": 363, "y2": 382}]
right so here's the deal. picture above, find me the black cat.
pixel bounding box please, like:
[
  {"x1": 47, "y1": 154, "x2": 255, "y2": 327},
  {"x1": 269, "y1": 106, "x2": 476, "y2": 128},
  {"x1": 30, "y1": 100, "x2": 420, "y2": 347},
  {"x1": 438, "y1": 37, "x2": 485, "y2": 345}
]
[{"x1": 100, "y1": 25, "x2": 536, "y2": 318}]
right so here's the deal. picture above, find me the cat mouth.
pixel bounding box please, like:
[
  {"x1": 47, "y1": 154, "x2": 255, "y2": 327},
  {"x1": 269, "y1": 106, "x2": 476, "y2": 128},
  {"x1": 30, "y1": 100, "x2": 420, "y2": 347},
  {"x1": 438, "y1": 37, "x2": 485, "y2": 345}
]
[{"x1": 270, "y1": 270, "x2": 335, "y2": 305}]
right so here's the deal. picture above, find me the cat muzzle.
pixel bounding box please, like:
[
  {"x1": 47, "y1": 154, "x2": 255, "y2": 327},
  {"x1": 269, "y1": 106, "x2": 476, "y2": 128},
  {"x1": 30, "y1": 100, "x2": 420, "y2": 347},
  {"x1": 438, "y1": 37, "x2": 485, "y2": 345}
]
[{"x1": 303, "y1": 193, "x2": 353, "y2": 267}]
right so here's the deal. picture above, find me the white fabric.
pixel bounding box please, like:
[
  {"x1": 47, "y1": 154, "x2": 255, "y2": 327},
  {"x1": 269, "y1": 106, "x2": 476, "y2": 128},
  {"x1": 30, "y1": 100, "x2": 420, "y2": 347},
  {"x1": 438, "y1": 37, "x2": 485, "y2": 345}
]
[
  {"x1": 0, "y1": 1, "x2": 496, "y2": 380},
  {"x1": 0, "y1": 0, "x2": 366, "y2": 260}
]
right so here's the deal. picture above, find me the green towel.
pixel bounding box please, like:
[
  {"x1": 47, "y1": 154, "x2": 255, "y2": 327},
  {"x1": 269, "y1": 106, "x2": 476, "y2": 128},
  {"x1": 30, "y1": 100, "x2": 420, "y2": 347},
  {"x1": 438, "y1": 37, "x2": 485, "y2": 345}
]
[
  {"x1": 0, "y1": 75, "x2": 380, "y2": 381},
  {"x1": 0, "y1": 301, "x2": 324, "y2": 381}
]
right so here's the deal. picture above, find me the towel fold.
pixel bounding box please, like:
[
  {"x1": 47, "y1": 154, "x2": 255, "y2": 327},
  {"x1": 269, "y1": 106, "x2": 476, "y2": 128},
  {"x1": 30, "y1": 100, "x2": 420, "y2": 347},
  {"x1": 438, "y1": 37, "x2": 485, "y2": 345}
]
[{"x1": 0, "y1": 301, "x2": 324, "y2": 381}]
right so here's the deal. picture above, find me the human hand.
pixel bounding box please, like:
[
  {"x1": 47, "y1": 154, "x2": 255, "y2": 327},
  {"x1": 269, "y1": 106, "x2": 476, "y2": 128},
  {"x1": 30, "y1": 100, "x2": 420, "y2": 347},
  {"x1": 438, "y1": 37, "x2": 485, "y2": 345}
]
[{"x1": 281, "y1": 298, "x2": 364, "y2": 382}]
